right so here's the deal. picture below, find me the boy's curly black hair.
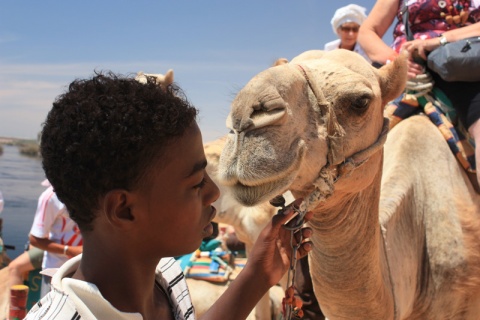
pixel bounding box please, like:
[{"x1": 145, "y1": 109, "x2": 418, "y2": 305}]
[{"x1": 41, "y1": 71, "x2": 198, "y2": 232}]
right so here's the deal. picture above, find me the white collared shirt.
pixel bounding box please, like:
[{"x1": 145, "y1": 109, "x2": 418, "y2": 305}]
[
  {"x1": 324, "y1": 39, "x2": 372, "y2": 63},
  {"x1": 25, "y1": 255, "x2": 195, "y2": 320}
]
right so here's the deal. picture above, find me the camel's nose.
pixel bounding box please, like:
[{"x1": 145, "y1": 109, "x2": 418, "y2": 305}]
[
  {"x1": 249, "y1": 106, "x2": 286, "y2": 130},
  {"x1": 227, "y1": 98, "x2": 287, "y2": 133}
]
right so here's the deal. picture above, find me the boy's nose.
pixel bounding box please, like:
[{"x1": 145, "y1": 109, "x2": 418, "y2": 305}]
[{"x1": 206, "y1": 175, "x2": 221, "y2": 204}]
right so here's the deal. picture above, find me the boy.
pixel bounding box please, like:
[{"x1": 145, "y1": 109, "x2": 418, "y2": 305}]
[{"x1": 25, "y1": 71, "x2": 313, "y2": 319}]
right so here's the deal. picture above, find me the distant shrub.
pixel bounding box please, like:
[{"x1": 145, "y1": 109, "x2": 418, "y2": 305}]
[
  {"x1": 17, "y1": 141, "x2": 40, "y2": 158},
  {"x1": 0, "y1": 138, "x2": 40, "y2": 158}
]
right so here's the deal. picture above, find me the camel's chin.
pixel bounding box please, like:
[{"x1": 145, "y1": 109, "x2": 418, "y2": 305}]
[{"x1": 231, "y1": 176, "x2": 293, "y2": 207}]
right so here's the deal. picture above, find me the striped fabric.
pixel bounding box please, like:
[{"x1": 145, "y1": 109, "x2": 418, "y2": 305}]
[
  {"x1": 385, "y1": 88, "x2": 476, "y2": 174},
  {"x1": 157, "y1": 257, "x2": 195, "y2": 319},
  {"x1": 183, "y1": 249, "x2": 233, "y2": 283},
  {"x1": 25, "y1": 255, "x2": 195, "y2": 319},
  {"x1": 176, "y1": 239, "x2": 247, "y2": 284}
]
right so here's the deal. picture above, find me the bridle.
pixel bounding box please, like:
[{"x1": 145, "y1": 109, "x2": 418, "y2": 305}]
[
  {"x1": 275, "y1": 63, "x2": 394, "y2": 320},
  {"x1": 291, "y1": 64, "x2": 390, "y2": 218}
]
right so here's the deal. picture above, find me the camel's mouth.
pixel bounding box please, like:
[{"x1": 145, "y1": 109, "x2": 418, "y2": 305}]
[
  {"x1": 220, "y1": 134, "x2": 311, "y2": 206},
  {"x1": 227, "y1": 142, "x2": 306, "y2": 206},
  {"x1": 230, "y1": 174, "x2": 295, "y2": 207}
]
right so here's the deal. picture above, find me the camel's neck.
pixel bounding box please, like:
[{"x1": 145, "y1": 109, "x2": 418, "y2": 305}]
[{"x1": 307, "y1": 168, "x2": 394, "y2": 319}]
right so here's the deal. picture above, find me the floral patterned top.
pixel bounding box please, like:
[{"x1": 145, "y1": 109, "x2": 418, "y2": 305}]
[{"x1": 392, "y1": 0, "x2": 480, "y2": 51}]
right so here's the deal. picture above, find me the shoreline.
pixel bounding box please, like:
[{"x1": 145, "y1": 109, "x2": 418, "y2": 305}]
[{"x1": 0, "y1": 138, "x2": 40, "y2": 158}]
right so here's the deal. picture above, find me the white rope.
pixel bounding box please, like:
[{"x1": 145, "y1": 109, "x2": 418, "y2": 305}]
[
  {"x1": 406, "y1": 72, "x2": 453, "y2": 116},
  {"x1": 405, "y1": 73, "x2": 434, "y2": 98}
]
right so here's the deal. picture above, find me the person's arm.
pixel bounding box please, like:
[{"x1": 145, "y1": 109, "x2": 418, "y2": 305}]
[
  {"x1": 402, "y1": 22, "x2": 480, "y2": 60},
  {"x1": 0, "y1": 190, "x2": 4, "y2": 214},
  {"x1": 358, "y1": 0, "x2": 399, "y2": 64},
  {"x1": 29, "y1": 188, "x2": 83, "y2": 258},
  {"x1": 28, "y1": 234, "x2": 82, "y2": 258},
  {"x1": 200, "y1": 198, "x2": 313, "y2": 320},
  {"x1": 440, "y1": 22, "x2": 480, "y2": 42}
]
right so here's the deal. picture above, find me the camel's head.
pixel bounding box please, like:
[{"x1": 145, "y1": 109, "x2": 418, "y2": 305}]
[
  {"x1": 218, "y1": 49, "x2": 407, "y2": 206},
  {"x1": 135, "y1": 69, "x2": 174, "y2": 90}
]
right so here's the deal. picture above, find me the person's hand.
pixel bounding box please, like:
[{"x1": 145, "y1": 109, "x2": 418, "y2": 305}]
[
  {"x1": 401, "y1": 38, "x2": 443, "y2": 79},
  {"x1": 401, "y1": 38, "x2": 444, "y2": 79},
  {"x1": 246, "y1": 198, "x2": 313, "y2": 288},
  {"x1": 67, "y1": 245, "x2": 83, "y2": 258},
  {"x1": 401, "y1": 38, "x2": 441, "y2": 60},
  {"x1": 405, "y1": 59, "x2": 425, "y2": 79}
]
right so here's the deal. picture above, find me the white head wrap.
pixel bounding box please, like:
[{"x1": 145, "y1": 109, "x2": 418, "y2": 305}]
[{"x1": 331, "y1": 4, "x2": 367, "y2": 36}]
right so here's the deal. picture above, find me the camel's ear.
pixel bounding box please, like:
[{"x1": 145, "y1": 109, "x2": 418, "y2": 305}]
[
  {"x1": 164, "y1": 69, "x2": 174, "y2": 87},
  {"x1": 135, "y1": 71, "x2": 146, "y2": 84},
  {"x1": 377, "y1": 51, "x2": 408, "y2": 105},
  {"x1": 273, "y1": 58, "x2": 288, "y2": 67}
]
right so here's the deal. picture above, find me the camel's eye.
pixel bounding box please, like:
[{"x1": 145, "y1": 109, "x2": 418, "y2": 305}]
[{"x1": 349, "y1": 95, "x2": 371, "y2": 114}]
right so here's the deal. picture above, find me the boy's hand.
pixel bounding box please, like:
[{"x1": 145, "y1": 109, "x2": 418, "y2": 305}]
[{"x1": 246, "y1": 198, "x2": 313, "y2": 288}]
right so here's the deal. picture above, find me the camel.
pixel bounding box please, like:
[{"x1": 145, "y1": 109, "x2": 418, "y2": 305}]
[
  {"x1": 217, "y1": 48, "x2": 480, "y2": 319},
  {"x1": 135, "y1": 69, "x2": 174, "y2": 89}
]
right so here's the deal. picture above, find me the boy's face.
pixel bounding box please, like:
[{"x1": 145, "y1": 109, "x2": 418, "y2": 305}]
[{"x1": 134, "y1": 122, "x2": 220, "y2": 257}]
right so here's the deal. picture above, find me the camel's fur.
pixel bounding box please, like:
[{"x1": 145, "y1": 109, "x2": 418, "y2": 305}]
[
  {"x1": 187, "y1": 278, "x2": 284, "y2": 320},
  {"x1": 205, "y1": 137, "x2": 294, "y2": 251},
  {"x1": 218, "y1": 49, "x2": 480, "y2": 319}
]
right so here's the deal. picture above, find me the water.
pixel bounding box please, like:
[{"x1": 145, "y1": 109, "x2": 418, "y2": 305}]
[{"x1": 0, "y1": 145, "x2": 46, "y2": 260}]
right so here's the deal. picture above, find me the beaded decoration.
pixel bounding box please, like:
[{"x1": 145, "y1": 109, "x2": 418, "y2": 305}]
[{"x1": 438, "y1": 0, "x2": 471, "y2": 26}]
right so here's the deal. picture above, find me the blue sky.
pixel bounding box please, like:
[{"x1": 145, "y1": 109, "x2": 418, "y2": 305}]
[{"x1": 0, "y1": 0, "x2": 392, "y2": 143}]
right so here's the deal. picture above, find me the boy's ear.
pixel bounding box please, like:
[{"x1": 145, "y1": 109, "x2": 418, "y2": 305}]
[{"x1": 102, "y1": 190, "x2": 136, "y2": 230}]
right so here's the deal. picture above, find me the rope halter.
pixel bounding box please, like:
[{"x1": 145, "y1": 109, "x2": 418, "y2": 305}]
[{"x1": 277, "y1": 64, "x2": 390, "y2": 228}]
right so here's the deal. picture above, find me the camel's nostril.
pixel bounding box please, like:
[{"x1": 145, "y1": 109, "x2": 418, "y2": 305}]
[{"x1": 250, "y1": 107, "x2": 287, "y2": 130}]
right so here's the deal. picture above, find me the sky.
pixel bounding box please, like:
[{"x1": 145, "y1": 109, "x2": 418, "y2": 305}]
[{"x1": 0, "y1": 0, "x2": 393, "y2": 143}]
